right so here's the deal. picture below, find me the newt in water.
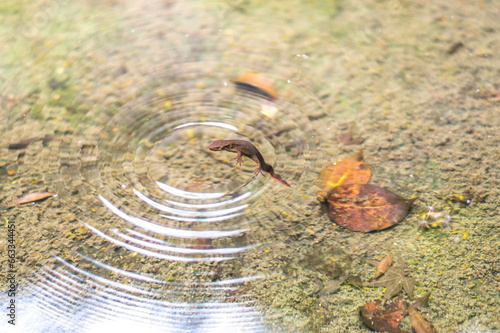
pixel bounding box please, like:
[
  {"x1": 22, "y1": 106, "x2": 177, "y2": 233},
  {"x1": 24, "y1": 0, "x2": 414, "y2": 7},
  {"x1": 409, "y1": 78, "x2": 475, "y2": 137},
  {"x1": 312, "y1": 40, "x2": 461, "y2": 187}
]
[{"x1": 209, "y1": 139, "x2": 291, "y2": 187}]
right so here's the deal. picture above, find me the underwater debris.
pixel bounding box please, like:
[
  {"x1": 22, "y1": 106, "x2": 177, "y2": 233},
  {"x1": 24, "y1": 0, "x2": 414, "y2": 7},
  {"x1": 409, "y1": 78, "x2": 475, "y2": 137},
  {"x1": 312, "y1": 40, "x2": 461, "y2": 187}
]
[
  {"x1": 337, "y1": 124, "x2": 365, "y2": 146},
  {"x1": 298, "y1": 246, "x2": 350, "y2": 279},
  {"x1": 412, "y1": 291, "x2": 431, "y2": 310},
  {"x1": 345, "y1": 274, "x2": 363, "y2": 289},
  {"x1": 8, "y1": 135, "x2": 53, "y2": 149},
  {"x1": 474, "y1": 89, "x2": 500, "y2": 101},
  {"x1": 417, "y1": 219, "x2": 430, "y2": 229},
  {"x1": 418, "y1": 206, "x2": 452, "y2": 229},
  {"x1": 449, "y1": 191, "x2": 473, "y2": 206},
  {"x1": 447, "y1": 41, "x2": 464, "y2": 55}
]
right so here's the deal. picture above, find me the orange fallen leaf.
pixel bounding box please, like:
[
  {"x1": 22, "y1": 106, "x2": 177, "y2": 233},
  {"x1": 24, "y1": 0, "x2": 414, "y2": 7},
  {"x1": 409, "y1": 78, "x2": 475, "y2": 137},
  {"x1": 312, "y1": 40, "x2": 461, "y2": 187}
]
[
  {"x1": 359, "y1": 297, "x2": 407, "y2": 333},
  {"x1": 375, "y1": 253, "x2": 394, "y2": 278},
  {"x1": 317, "y1": 152, "x2": 371, "y2": 202},
  {"x1": 327, "y1": 184, "x2": 411, "y2": 232},
  {"x1": 234, "y1": 72, "x2": 278, "y2": 100},
  {"x1": 409, "y1": 305, "x2": 438, "y2": 333},
  {"x1": 6, "y1": 192, "x2": 56, "y2": 209}
]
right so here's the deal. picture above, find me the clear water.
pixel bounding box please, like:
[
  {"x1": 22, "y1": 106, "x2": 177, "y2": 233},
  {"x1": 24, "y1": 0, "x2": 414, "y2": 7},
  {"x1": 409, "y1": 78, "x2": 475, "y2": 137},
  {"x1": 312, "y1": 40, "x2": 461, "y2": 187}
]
[{"x1": 1, "y1": 1, "x2": 499, "y2": 332}]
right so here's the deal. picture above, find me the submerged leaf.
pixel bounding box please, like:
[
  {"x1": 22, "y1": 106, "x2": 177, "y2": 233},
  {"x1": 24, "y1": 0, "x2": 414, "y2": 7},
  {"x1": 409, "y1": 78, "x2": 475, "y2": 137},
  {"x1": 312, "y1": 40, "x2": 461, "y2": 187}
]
[
  {"x1": 327, "y1": 184, "x2": 411, "y2": 232},
  {"x1": 359, "y1": 297, "x2": 407, "y2": 333},
  {"x1": 317, "y1": 152, "x2": 371, "y2": 202},
  {"x1": 375, "y1": 253, "x2": 394, "y2": 278},
  {"x1": 6, "y1": 192, "x2": 56, "y2": 209},
  {"x1": 409, "y1": 305, "x2": 438, "y2": 333},
  {"x1": 366, "y1": 257, "x2": 415, "y2": 302}
]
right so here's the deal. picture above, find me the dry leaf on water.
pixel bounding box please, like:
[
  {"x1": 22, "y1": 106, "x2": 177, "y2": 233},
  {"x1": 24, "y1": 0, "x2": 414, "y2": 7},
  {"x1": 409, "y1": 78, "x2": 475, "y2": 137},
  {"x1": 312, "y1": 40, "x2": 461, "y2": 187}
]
[
  {"x1": 409, "y1": 305, "x2": 438, "y2": 333},
  {"x1": 327, "y1": 184, "x2": 411, "y2": 232},
  {"x1": 375, "y1": 253, "x2": 394, "y2": 278},
  {"x1": 317, "y1": 152, "x2": 371, "y2": 202},
  {"x1": 6, "y1": 192, "x2": 56, "y2": 209},
  {"x1": 359, "y1": 297, "x2": 407, "y2": 333},
  {"x1": 233, "y1": 72, "x2": 278, "y2": 101},
  {"x1": 366, "y1": 257, "x2": 415, "y2": 302}
]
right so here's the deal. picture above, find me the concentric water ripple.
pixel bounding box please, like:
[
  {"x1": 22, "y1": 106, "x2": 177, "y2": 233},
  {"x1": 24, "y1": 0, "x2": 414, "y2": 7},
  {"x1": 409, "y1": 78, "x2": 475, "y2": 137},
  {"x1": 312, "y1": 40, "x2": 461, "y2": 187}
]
[
  {"x1": 59, "y1": 58, "x2": 320, "y2": 257},
  {"x1": 15, "y1": 53, "x2": 328, "y2": 330}
]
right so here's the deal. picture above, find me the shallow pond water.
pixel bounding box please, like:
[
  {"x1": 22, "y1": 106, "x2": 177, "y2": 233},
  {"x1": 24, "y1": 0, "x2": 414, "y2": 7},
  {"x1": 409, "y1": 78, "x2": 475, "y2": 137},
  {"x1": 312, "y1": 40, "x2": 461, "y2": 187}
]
[{"x1": 1, "y1": 1, "x2": 499, "y2": 332}]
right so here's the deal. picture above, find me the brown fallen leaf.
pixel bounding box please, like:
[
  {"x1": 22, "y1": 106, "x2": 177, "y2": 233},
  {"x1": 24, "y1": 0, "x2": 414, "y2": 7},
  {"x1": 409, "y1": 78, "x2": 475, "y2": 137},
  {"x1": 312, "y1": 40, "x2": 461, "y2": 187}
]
[
  {"x1": 359, "y1": 297, "x2": 407, "y2": 333},
  {"x1": 327, "y1": 184, "x2": 411, "y2": 232},
  {"x1": 317, "y1": 152, "x2": 371, "y2": 202},
  {"x1": 409, "y1": 305, "x2": 438, "y2": 333},
  {"x1": 6, "y1": 192, "x2": 56, "y2": 209},
  {"x1": 375, "y1": 253, "x2": 394, "y2": 278},
  {"x1": 366, "y1": 256, "x2": 415, "y2": 302}
]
